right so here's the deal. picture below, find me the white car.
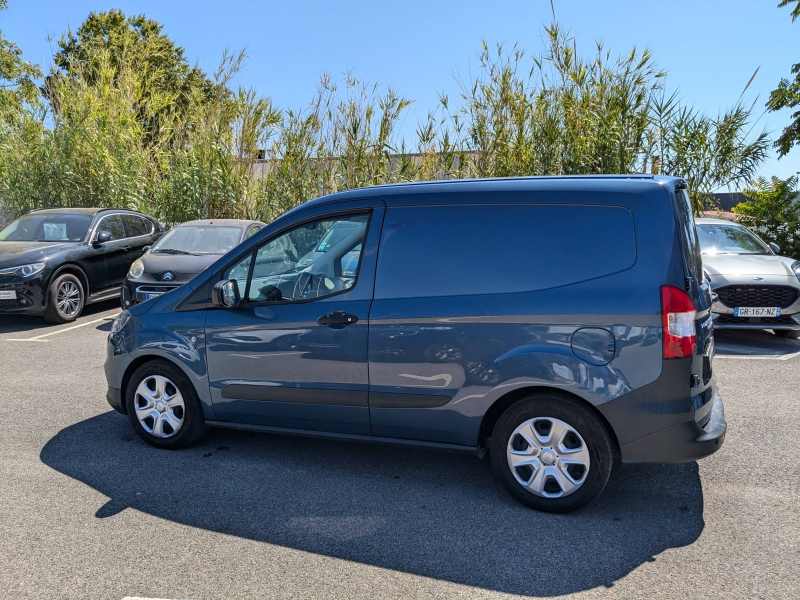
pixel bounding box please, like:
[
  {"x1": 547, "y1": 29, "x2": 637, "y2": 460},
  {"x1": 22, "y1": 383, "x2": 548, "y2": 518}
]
[{"x1": 698, "y1": 217, "x2": 800, "y2": 339}]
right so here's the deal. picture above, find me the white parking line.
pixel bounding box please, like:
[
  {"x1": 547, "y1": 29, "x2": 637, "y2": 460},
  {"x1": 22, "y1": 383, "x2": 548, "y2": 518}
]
[
  {"x1": 5, "y1": 314, "x2": 117, "y2": 342},
  {"x1": 714, "y1": 350, "x2": 800, "y2": 361}
]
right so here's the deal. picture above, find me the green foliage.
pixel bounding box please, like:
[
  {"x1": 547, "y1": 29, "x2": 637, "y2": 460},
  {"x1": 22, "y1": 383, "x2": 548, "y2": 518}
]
[
  {"x1": 652, "y1": 96, "x2": 770, "y2": 213},
  {"x1": 0, "y1": 1, "x2": 43, "y2": 128},
  {"x1": 733, "y1": 176, "x2": 800, "y2": 259},
  {"x1": 437, "y1": 25, "x2": 665, "y2": 177},
  {"x1": 51, "y1": 9, "x2": 214, "y2": 146},
  {"x1": 768, "y1": 63, "x2": 800, "y2": 157},
  {"x1": 768, "y1": 1, "x2": 800, "y2": 157},
  {"x1": 0, "y1": 13, "x2": 774, "y2": 226},
  {"x1": 778, "y1": 0, "x2": 800, "y2": 22}
]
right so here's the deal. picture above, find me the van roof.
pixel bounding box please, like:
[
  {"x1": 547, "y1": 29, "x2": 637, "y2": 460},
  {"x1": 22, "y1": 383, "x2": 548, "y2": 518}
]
[{"x1": 292, "y1": 175, "x2": 685, "y2": 213}]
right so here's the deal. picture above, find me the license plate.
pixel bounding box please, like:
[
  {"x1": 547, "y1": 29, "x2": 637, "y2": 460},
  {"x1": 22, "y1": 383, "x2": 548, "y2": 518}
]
[
  {"x1": 0, "y1": 290, "x2": 16, "y2": 300},
  {"x1": 145, "y1": 293, "x2": 163, "y2": 301},
  {"x1": 734, "y1": 307, "x2": 780, "y2": 317}
]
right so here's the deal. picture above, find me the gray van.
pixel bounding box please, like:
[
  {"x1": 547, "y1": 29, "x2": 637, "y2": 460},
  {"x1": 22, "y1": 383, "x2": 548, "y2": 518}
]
[{"x1": 104, "y1": 176, "x2": 726, "y2": 513}]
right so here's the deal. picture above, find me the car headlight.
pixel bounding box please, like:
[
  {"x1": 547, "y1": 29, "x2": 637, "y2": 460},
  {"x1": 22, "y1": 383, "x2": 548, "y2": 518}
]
[
  {"x1": 0, "y1": 262, "x2": 46, "y2": 278},
  {"x1": 110, "y1": 311, "x2": 131, "y2": 334},
  {"x1": 791, "y1": 261, "x2": 800, "y2": 283},
  {"x1": 128, "y1": 259, "x2": 145, "y2": 279}
]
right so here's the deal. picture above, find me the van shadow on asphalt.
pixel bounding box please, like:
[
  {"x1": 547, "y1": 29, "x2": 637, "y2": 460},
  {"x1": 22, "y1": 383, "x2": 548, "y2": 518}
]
[{"x1": 40, "y1": 412, "x2": 704, "y2": 596}]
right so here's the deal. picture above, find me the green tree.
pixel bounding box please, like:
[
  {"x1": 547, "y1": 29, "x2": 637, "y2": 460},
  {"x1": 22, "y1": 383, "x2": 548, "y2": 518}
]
[
  {"x1": 51, "y1": 9, "x2": 213, "y2": 144},
  {"x1": 0, "y1": 0, "x2": 43, "y2": 127},
  {"x1": 733, "y1": 175, "x2": 800, "y2": 258},
  {"x1": 652, "y1": 97, "x2": 770, "y2": 214},
  {"x1": 767, "y1": 1, "x2": 800, "y2": 157}
]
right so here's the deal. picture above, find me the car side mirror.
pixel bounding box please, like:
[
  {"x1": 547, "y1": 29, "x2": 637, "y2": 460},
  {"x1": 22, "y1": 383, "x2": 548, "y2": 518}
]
[
  {"x1": 92, "y1": 230, "x2": 112, "y2": 247},
  {"x1": 212, "y1": 279, "x2": 241, "y2": 308},
  {"x1": 768, "y1": 242, "x2": 780, "y2": 255},
  {"x1": 309, "y1": 241, "x2": 317, "y2": 250},
  {"x1": 141, "y1": 245, "x2": 151, "y2": 253}
]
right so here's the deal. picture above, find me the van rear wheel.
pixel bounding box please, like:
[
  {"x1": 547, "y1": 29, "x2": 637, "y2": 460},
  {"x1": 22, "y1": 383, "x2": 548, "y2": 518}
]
[{"x1": 490, "y1": 393, "x2": 613, "y2": 513}]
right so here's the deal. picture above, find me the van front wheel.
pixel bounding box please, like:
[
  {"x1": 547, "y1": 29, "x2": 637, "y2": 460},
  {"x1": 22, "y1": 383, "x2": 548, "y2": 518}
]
[
  {"x1": 490, "y1": 393, "x2": 613, "y2": 513},
  {"x1": 125, "y1": 360, "x2": 208, "y2": 449}
]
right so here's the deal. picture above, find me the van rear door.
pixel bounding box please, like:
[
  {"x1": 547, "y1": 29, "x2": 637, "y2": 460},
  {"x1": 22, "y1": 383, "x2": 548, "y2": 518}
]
[{"x1": 672, "y1": 184, "x2": 715, "y2": 424}]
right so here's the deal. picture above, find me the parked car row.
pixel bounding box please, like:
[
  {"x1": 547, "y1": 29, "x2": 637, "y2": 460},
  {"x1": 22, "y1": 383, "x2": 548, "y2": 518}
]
[{"x1": 0, "y1": 209, "x2": 263, "y2": 323}]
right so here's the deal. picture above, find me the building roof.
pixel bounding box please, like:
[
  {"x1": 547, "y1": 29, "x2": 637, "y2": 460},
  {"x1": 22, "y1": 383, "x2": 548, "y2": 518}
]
[{"x1": 706, "y1": 192, "x2": 751, "y2": 211}]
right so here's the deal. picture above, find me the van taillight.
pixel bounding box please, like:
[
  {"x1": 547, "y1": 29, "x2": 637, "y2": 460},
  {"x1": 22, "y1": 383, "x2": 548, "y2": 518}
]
[{"x1": 661, "y1": 285, "x2": 696, "y2": 359}]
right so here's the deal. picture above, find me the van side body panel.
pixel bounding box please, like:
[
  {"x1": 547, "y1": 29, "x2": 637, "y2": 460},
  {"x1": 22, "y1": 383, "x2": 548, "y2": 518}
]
[{"x1": 367, "y1": 182, "x2": 687, "y2": 448}]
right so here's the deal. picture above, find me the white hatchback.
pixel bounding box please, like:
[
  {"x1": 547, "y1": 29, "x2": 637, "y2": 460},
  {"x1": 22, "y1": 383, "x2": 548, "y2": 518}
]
[{"x1": 698, "y1": 217, "x2": 800, "y2": 339}]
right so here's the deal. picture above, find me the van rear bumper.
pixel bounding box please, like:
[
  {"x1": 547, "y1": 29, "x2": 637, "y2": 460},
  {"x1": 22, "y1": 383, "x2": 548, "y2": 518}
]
[
  {"x1": 618, "y1": 389, "x2": 726, "y2": 463},
  {"x1": 596, "y1": 358, "x2": 726, "y2": 464}
]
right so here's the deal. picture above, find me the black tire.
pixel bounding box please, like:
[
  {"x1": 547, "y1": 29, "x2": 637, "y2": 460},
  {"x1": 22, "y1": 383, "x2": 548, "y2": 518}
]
[
  {"x1": 490, "y1": 392, "x2": 614, "y2": 513},
  {"x1": 125, "y1": 359, "x2": 209, "y2": 449},
  {"x1": 774, "y1": 328, "x2": 800, "y2": 339},
  {"x1": 43, "y1": 273, "x2": 84, "y2": 323}
]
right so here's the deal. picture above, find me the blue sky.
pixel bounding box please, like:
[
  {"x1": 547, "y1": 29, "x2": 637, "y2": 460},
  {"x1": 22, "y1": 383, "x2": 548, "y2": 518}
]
[{"x1": 4, "y1": 0, "x2": 799, "y2": 185}]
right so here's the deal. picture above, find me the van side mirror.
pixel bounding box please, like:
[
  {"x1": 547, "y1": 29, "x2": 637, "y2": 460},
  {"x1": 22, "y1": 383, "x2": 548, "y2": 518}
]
[
  {"x1": 92, "y1": 230, "x2": 112, "y2": 248},
  {"x1": 212, "y1": 280, "x2": 241, "y2": 308},
  {"x1": 768, "y1": 242, "x2": 780, "y2": 255}
]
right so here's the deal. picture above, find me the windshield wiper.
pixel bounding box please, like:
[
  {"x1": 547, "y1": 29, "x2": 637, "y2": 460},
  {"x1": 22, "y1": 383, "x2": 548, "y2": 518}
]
[{"x1": 153, "y1": 248, "x2": 199, "y2": 255}]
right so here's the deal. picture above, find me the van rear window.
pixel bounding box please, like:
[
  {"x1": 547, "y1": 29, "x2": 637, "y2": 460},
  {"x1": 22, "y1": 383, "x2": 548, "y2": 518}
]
[{"x1": 375, "y1": 204, "x2": 637, "y2": 299}]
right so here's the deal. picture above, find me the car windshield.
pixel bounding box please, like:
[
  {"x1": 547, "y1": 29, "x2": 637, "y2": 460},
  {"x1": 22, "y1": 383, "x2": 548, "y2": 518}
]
[
  {"x1": 151, "y1": 225, "x2": 242, "y2": 255},
  {"x1": 0, "y1": 213, "x2": 93, "y2": 242},
  {"x1": 697, "y1": 223, "x2": 771, "y2": 255}
]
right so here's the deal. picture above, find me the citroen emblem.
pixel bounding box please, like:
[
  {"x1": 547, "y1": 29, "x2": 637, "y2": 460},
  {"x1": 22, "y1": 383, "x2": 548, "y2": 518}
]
[{"x1": 162, "y1": 271, "x2": 175, "y2": 281}]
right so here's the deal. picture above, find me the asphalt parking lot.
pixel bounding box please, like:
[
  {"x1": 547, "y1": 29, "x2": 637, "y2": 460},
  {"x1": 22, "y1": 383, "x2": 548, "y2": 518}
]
[{"x1": 0, "y1": 306, "x2": 798, "y2": 599}]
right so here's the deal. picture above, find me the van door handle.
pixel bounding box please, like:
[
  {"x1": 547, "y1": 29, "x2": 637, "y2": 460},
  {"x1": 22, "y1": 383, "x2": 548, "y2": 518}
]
[{"x1": 318, "y1": 311, "x2": 358, "y2": 327}]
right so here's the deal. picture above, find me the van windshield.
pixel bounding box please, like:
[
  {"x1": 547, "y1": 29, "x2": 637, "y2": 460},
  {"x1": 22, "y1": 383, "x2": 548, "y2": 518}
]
[{"x1": 697, "y1": 224, "x2": 770, "y2": 255}]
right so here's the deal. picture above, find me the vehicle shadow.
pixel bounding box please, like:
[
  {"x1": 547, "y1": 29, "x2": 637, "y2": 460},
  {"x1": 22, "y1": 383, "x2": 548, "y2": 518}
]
[
  {"x1": 714, "y1": 328, "x2": 800, "y2": 356},
  {"x1": 40, "y1": 412, "x2": 705, "y2": 596},
  {"x1": 0, "y1": 300, "x2": 119, "y2": 336}
]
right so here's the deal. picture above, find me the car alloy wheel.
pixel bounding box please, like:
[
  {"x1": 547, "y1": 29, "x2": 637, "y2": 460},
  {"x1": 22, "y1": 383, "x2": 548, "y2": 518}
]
[
  {"x1": 133, "y1": 375, "x2": 185, "y2": 438},
  {"x1": 56, "y1": 280, "x2": 81, "y2": 318},
  {"x1": 44, "y1": 273, "x2": 84, "y2": 323},
  {"x1": 506, "y1": 417, "x2": 590, "y2": 498}
]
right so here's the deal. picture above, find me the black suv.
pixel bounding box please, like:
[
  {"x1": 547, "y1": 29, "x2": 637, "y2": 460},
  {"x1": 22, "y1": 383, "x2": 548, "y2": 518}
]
[{"x1": 0, "y1": 208, "x2": 163, "y2": 323}]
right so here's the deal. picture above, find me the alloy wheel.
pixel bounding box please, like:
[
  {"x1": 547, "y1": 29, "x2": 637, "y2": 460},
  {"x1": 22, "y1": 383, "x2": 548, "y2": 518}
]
[
  {"x1": 506, "y1": 417, "x2": 591, "y2": 498},
  {"x1": 56, "y1": 281, "x2": 81, "y2": 317}
]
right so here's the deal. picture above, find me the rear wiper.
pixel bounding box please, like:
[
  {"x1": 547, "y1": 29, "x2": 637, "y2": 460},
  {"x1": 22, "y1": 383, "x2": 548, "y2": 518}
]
[{"x1": 153, "y1": 248, "x2": 199, "y2": 255}]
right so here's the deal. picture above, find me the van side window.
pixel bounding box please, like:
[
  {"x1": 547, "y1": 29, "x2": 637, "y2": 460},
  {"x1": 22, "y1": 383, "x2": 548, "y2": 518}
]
[
  {"x1": 224, "y1": 213, "x2": 369, "y2": 303},
  {"x1": 374, "y1": 204, "x2": 636, "y2": 299}
]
